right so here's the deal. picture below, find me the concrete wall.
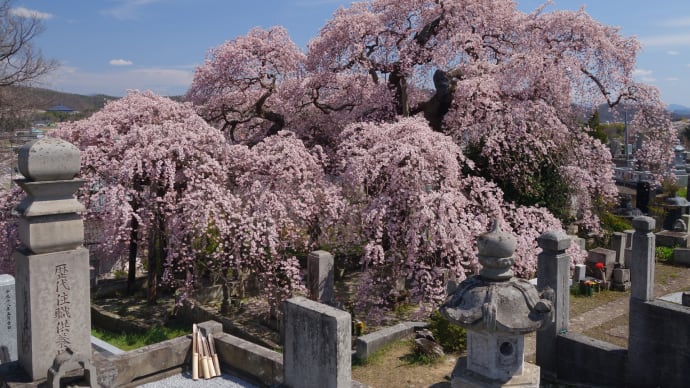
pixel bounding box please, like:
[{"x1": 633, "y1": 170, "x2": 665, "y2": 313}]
[
  {"x1": 555, "y1": 332, "x2": 627, "y2": 387},
  {"x1": 627, "y1": 299, "x2": 690, "y2": 388}
]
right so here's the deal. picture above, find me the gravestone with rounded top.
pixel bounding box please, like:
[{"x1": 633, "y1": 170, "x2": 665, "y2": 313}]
[{"x1": 13, "y1": 138, "x2": 92, "y2": 381}]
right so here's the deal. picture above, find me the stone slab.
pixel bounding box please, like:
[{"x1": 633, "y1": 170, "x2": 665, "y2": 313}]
[
  {"x1": 14, "y1": 247, "x2": 91, "y2": 381},
  {"x1": 354, "y1": 321, "x2": 428, "y2": 360},
  {"x1": 0, "y1": 274, "x2": 17, "y2": 363},
  {"x1": 655, "y1": 230, "x2": 688, "y2": 248},
  {"x1": 451, "y1": 357, "x2": 539, "y2": 388},
  {"x1": 283, "y1": 297, "x2": 351, "y2": 388},
  {"x1": 307, "y1": 250, "x2": 334, "y2": 304},
  {"x1": 673, "y1": 247, "x2": 690, "y2": 265}
]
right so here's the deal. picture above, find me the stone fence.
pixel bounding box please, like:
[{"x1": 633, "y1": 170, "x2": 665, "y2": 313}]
[{"x1": 535, "y1": 216, "x2": 690, "y2": 388}]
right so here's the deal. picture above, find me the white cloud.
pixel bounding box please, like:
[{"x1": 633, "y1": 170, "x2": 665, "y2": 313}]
[
  {"x1": 633, "y1": 69, "x2": 653, "y2": 77},
  {"x1": 640, "y1": 34, "x2": 690, "y2": 47},
  {"x1": 632, "y1": 69, "x2": 655, "y2": 83},
  {"x1": 658, "y1": 17, "x2": 690, "y2": 28},
  {"x1": 667, "y1": 50, "x2": 680, "y2": 55},
  {"x1": 109, "y1": 59, "x2": 134, "y2": 66},
  {"x1": 100, "y1": 0, "x2": 161, "y2": 20},
  {"x1": 9, "y1": 7, "x2": 53, "y2": 19},
  {"x1": 42, "y1": 66, "x2": 194, "y2": 97},
  {"x1": 666, "y1": 77, "x2": 680, "y2": 81}
]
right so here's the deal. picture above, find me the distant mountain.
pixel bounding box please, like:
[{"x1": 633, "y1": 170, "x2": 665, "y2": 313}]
[
  {"x1": 668, "y1": 104, "x2": 690, "y2": 115},
  {"x1": 22, "y1": 87, "x2": 119, "y2": 113}
]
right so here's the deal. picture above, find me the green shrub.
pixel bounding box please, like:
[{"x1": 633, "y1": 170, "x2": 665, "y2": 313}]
[
  {"x1": 599, "y1": 211, "x2": 632, "y2": 233},
  {"x1": 428, "y1": 310, "x2": 466, "y2": 353},
  {"x1": 655, "y1": 246, "x2": 674, "y2": 262}
]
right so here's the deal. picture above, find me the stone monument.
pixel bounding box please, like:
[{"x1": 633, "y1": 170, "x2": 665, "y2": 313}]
[
  {"x1": 440, "y1": 221, "x2": 552, "y2": 387},
  {"x1": 0, "y1": 274, "x2": 17, "y2": 363},
  {"x1": 13, "y1": 138, "x2": 93, "y2": 381}
]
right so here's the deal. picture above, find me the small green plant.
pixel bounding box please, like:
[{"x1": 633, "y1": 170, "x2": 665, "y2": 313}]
[
  {"x1": 91, "y1": 324, "x2": 189, "y2": 351},
  {"x1": 401, "y1": 340, "x2": 442, "y2": 365},
  {"x1": 655, "y1": 246, "x2": 674, "y2": 263},
  {"x1": 428, "y1": 310, "x2": 466, "y2": 353},
  {"x1": 113, "y1": 269, "x2": 127, "y2": 280}
]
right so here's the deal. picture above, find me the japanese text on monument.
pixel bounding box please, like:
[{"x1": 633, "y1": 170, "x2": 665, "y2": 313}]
[{"x1": 55, "y1": 263, "x2": 72, "y2": 352}]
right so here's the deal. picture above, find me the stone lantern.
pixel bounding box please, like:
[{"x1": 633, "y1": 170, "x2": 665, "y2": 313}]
[{"x1": 440, "y1": 221, "x2": 552, "y2": 387}]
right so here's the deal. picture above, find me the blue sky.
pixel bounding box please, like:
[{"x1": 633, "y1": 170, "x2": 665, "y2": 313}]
[{"x1": 12, "y1": 0, "x2": 690, "y2": 107}]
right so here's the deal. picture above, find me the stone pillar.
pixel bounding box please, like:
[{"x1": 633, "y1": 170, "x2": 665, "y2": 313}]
[
  {"x1": 283, "y1": 296, "x2": 351, "y2": 388},
  {"x1": 536, "y1": 230, "x2": 571, "y2": 375},
  {"x1": 0, "y1": 275, "x2": 17, "y2": 363},
  {"x1": 307, "y1": 250, "x2": 334, "y2": 305},
  {"x1": 630, "y1": 216, "x2": 655, "y2": 302},
  {"x1": 13, "y1": 138, "x2": 92, "y2": 381},
  {"x1": 610, "y1": 232, "x2": 627, "y2": 265}
]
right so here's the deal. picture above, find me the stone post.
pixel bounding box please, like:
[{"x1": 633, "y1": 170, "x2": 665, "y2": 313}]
[
  {"x1": 283, "y1": 296, "x2": 351, "y2": 388},
  {"x1": 13, "y1": 138, "x2": 92, "y2": 381},
  {"x1": 630, "y1": 216, "x2": 655, "y2": 302},
  {"x1": 0, "y1": 274, "x2": 17, "y2": 363},
  {"x1": 536, "y1": 230, "x2": 571, "y2": 375},
  {"x1": 307, "y1": 250, "x2": 334, "y2": 305},
  {"x1": 610, "y1": 232, "x2": 627, "y2": 265}
]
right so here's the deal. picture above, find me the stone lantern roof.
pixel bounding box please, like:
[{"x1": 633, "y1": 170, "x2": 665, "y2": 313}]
[{"x1": 440, "y1": 220, "x2": 552, "y2": 335}]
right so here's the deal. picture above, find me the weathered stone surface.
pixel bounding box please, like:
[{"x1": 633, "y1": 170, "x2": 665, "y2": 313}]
[
  {"x1": 628, "y1": 299, "x2": 690, "y2": 387},
  {"x1": 573, "y1": 264, "x2": 586, "y2": 282},
  {"x1": 632, "y1": 216, "x2": 655, "y2": 233},
  {"x1": 17, "y1": 138, "x2": 80, "y2": 181},
  {"x1": 283, "y1": 297, "x2": 351, "y2": 388},
  {"x1": 631, "y1": 216, "x2": 656, "y2": 302},
  {"x1": 536, "y1": 230, "x2": 570, "y2": 375},
  {"x1": 46, "y1": 348, "x2": 97, "y2": 388},
  {"x1": 655, "y1": 230, "x2": 688, "y2": 248},
  {"x1": 14, "y1": 248, "x2": 91, "y2": 380},
  {"x1": 0, "y1": 275, "x2": 17, "y2": 363},
  {"x1": 467, "y1": 331, "x2": 525, "y2": 380},
  {"x1": 586, "y1": 247, "x2": 616, "y2": 281},
  {"x1": 18, "y1": 214, "x2": 84, "y2": 254},
  {"x1": 537, "y1": 230, "x2": 571, "y2": 252},
  {"x1": 307, "y1": 250, "x2": 334, "y2": 305},
  {"x1": 610, "y1": 232, "x2": 627, "y2": 264},
  {"x1": 107, "y1": 334, "x2": 191, "y2": 387},
  {"x1": 613, "y1": 268, "x2": 631, "y2": 283},
  {"x1": 354, "y1": 322, "x2": 427, "y2": 360},
  {"x1": 214, "y1": 332, "x2": 283, "y2": 387},
  {"x1": 673, "y1": 247, "x2": 690, "y2": 266},
  {"x1": 451, "y1": 356, "x2": 540, "y2": 388}
]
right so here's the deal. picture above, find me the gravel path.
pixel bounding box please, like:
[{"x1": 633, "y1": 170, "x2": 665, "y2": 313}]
[{"x1": 139, "y1": 371, "x2": 258, "y2": 388}]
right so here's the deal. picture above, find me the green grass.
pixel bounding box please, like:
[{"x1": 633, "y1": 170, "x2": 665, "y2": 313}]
[{"x1": 91, "y1": 324, "x2": 190, "y2": 351}]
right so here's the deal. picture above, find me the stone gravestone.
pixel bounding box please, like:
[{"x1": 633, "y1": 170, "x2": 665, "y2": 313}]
[
  {"x1": 283, "y1": 296, "x2": 351, "y2": 388},
  {"x1": 587, "y1": 247, "x2": 616, "y2": 282},
  {"x1": 307, "y1": 250, "x2": 334, "y2": 305},
  {"x1": 0, "y1": 275, "x2": 17, "y2": 363},
  {"x1": 610, "y1": 232, "x2": 627, "y2": 265},
  {"x1": 13, "y1": 138, "x2": 93, "y2": 381}
]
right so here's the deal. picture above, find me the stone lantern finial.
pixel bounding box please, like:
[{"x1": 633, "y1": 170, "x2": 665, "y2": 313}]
[{"x1": 477, "y1": 219, "x2": 516, "y2": 281}]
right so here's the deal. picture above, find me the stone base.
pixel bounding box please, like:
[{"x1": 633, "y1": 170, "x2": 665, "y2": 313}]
[
  {"x1": 612, "y1": 281, "x2": 631, "y2": 291},
  {"x1": 451, "y1": 357, "x2": 540, "y2": 388}
]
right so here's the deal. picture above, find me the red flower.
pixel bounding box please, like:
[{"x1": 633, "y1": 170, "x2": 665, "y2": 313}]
[{"x1": 595, "y1": 262, "x2": 605, "y2": 270}]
